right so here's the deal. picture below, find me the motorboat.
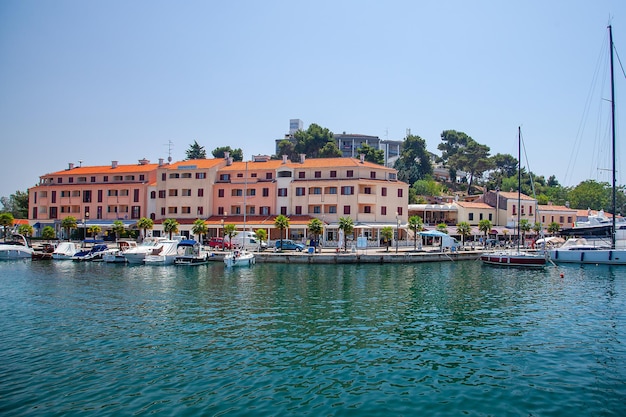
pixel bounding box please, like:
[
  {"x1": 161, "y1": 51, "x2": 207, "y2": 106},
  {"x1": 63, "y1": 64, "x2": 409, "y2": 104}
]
[
  {"x1": 102, "y1": 241, "x2": 137, "y2": 263},
  {"x1": 549, "y1": 238, "x2": 626, "y2": 265},
  {"x1": 480, "y1": 250, "x2": 547, "y2": 267},
  {"x1": 175, "y1": 239, "x2": 210, "y2": 266},
  {"x1": 0, "y1": 234, "x2": 34, "y2": 260},
  {"x1": 123, "y1": 237, "x2": 167, "y2": 264},
  {"x1": 224, "y1": 249, "x2": 255, "y2": 267},
  {"x1": 143, "y1": 239, "x2": 181, "y2": 265},
  {"x1": 72, "y1": 241, "x2": 109, "y2": 261},
  {"x1": 52, "y1": 241, "x2": 80, "y2": 260}
]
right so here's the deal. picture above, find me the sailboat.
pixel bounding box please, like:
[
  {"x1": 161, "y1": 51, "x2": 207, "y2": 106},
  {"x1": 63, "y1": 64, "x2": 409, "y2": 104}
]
[
  {"x1": 224, "y1": 160, "x2": 256, "y2": 268},
  {"x1": 549, "y1": 25, "x2": 626, "y2": 265},
  {"x1": 480, "y1": 127, "x2": 547, "y2": 267}
]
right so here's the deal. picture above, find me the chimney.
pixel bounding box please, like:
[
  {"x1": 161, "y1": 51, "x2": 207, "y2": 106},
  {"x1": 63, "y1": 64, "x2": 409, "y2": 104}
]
[
  {"x1": 158, "y1": 158, "x2": 164, "y2": 166},
  {"x1": 300, "y1": 154, "x2": 306, "y2": 164},
  {"x1": 282, "y1": 155, "x2": 288, "y2": 164},
  {"x1": 68, "y1": 163, "x2": 74, "y2": 170},
  {"x1": 111, "y1": 161, "x2": 118, "y2": 168},
  {"x1": 138, "y1": 158, "x2": 149, "y2": 165},
  {"x1": 224, "y1": 151, "x2": 230, "y2": 160},
  {"x1": 359, "y1": 154, "x2": 365, "y2": 163}
]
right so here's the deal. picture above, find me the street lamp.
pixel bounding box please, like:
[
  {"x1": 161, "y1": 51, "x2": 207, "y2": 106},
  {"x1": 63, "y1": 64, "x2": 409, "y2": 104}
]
[
  {"x1": 220, "y1": 218, "x2": 225, "y2": 250},
  {"x1": 395, "y1": 212, "x2": 400, "y2": 254}
]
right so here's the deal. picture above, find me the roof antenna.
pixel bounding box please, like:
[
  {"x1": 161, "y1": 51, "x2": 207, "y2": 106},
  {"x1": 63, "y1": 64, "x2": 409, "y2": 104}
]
[{"x1": 166, "y1": 140, "x2": 173, "y2": 163}]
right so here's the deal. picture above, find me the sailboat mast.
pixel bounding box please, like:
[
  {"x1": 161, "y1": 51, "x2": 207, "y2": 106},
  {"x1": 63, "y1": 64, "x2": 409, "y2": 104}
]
[
  {"x1": 517, "y1": 126, "x2": 521, "y2": 252},
  {"x1": 609, "y1": 25, "x2": 616, "y2": 249},
  {"x1": 244, "y1": 160, "x2": 248, "y2": 233}
]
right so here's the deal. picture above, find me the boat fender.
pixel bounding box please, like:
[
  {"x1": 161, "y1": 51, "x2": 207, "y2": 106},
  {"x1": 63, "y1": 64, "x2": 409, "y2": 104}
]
[
  {"x1": 554, "y1": 251, "x2": 558, "y2": 259},
  {"x1": 581, "y1": 252, "x2": 584, "y2": 262}
]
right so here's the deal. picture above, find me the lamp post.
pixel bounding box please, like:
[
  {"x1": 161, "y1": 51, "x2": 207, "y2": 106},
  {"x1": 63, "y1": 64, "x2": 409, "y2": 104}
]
[
  {"x1": 395, "y1": 212, "x2": 400, "y2": 254},
  {"x1": 220, "y1": 218, "x2": 224, "y2": 251}
]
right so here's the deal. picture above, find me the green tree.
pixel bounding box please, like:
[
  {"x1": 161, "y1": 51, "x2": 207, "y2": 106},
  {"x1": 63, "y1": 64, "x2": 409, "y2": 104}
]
[
  {"x1": 449, "y1": 138, "x2": 494, "y2": 194},
  {"x1": 61, "y1": 216, "x2": 77, "y2": 241},
  {"x1": 18, "y1": 223, "x2": 33, "y2": 237},
  {"x1": 112, "y1": 220, "x2": 126, "y2": 242},
  {"x1": 192, "y1": 219, "x2": 208, "y2": 243},
  {"x1": 408, "y1": 215, "x2": 424, "y2": 251},
  {"x1": 0, "y1": 190, "x2": 29, "y2": 218},
  {"x1": 255, "y1": 228, "x2": 268, "y2": 251},
  {"x1": 532, "y1": 222, "x2": 542, "y2": 236},
  {"x1": 548, "y1": 222, "x2": 560, "y2": 235},
  {"x1": 456, "y1": 221, "x2": 472, "y2": 246},
  {"x1": 223, "y1": 224, "x2": 237, "y2": 246},
  {"x1": 356, "y1": 143, "x2": 385, "y2": 165},
  {"x1": 0, "y1": 212, "x2": 14, "y2": 239},
  {"x1": 381, "y1": 226, "x2": 394, "y2": 252},
  {"x1": 293, "y1": 123, "x2": 336, "y2": 158},
  {"x1": 436, "y1": 222, "x2": 448, "y2": 234},
  {"x1": 437, "y1": 130, "x2": 471, "y2": 180},
  {"x1": 478, "y1": 219, "x2": 492, "y2": 241},
  {"x1": 412, "y1": 177, "x2": 442, "y2": 196},
  {"x1": 519, "y1": 219, "x2": 531, "y2": 247},
  {"x1": 276, "y1": 139, "x2": 297, "y2": 161},
  {"x1": 186, "y1": 140, "x2": 207, "y2": 159},
  {"x1": 274, "y1": 214, "x2": 290, "y2": 249},
  {"x1": 88, "y1": 225, "x2": 102, "y2": 240},
  {"x1": 212, "y1": 146, "x2": 243, "y2": 161},
  {"x1": 568, "y1": 180, "x2": 610, "y2": 211},
  {"x1": 394, "y1": 134, "x2": 433, "y2": 185},
  {"x1": 162, "y1": 219, "x2": 179, "y2": 240},
  {"x1": 42, "y1": 226, "x2": 56, "y2": 240},
  {"x1": 137, "y1": 217, "x2": 154, "y2": 241},
  {"x1": 307, "y1": 218, "x2": 324, "y2": 252},
  {"x1": 338, "y1": 216, "x2": 354, "y2": 251},
  {"x1": 318, "y1": 141, "x2": 343, "y2": 158}
]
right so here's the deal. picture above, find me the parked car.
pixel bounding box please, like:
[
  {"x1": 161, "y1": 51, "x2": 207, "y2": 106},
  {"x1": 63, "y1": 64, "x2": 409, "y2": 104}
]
[
  {"x1": 275, "y1": 239, "x2": 305, "y2": 251},
  {"x1": 207, "y1": 237, "x2": 232, "y2": 250}
]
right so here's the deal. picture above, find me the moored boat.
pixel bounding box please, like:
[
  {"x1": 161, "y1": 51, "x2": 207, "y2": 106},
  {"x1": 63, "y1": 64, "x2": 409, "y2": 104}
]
[
  {"x1": 143, "y1": 239, "x2": 180, "y2": 265},
  {"x1": 480, "y1": 250, "x2": 547, "y2": 267},
  {"x1": 175, "y1": 239, "x2": 210, "y2": 266},
  {"x1": 123, "y1": 237, "x2": 167, "y2": 264},
  {"x1": 0, "y1": 234, "x2": 34, "y2": 260},
  {"x1": 224, "y1": 249, "x2": 255, "y2": 267},
  {"x1": 52, "y1": 241, "x2": 80, "y2": 260}
]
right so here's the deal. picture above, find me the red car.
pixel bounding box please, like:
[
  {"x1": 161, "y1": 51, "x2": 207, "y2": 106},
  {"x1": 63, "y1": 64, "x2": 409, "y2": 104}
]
[{"x1": 207, "y1": 237, "x2": 232, "y2": 250}]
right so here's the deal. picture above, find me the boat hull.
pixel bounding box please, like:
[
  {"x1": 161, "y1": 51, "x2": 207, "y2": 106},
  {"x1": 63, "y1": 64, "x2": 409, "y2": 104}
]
[
  {"x1": 480, "y1": 252, "x2": 546, "y2": 267},
  {"x1": 549, "y1": 248, "x2": 626, "y2": 265},
  {"x1": 224, "y1": 252, "x2": 255, "y2": 267},
  {"x1": 0, "y1": 247, "x2": 34, "y2": 260}
]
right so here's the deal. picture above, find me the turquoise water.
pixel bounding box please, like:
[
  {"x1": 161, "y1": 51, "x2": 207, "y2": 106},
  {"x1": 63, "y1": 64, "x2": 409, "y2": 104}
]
[{"x1": 0, "y1": 260, "x2": 624, "y2": 416}]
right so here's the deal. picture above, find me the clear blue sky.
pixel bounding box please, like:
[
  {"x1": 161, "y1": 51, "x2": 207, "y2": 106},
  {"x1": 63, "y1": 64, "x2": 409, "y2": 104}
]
[{"x1": 1, "y1": 0, "x2": 625, "y2": 200}]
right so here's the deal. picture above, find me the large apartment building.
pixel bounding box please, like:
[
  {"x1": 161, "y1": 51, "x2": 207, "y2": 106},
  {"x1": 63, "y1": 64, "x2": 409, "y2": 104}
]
[{"x1": 28, "y1": 155, "x2": 408, "y2": 243}]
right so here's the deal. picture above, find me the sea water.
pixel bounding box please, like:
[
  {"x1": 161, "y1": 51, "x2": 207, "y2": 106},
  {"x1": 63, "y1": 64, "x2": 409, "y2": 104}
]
[{"x1": 0, "y1": 260, "x2": 624, "y2": 416}]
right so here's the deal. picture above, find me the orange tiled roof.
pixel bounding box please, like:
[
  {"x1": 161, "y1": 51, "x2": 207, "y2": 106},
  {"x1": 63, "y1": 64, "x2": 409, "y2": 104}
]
[
  {"x1": 538, "y1": 204, "x2": 576, "y2": 212},
  {"x1": 498, "y1": 191, "x2": 535, "y2": 201},
  {"x1": 165, "y1": 159, "x2": 225, "y2": 169},
  {"x1": 456, "y1": 201, "x2": 493, "y2": 209},
  {"x1": 45, "y1": 163, "x2": 159, "y2": 176}
]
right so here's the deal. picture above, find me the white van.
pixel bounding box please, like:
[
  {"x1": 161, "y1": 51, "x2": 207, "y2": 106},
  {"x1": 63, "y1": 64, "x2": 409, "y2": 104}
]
[{"x1": 227, "y1": 231, "x2": 267, "y2": 250}]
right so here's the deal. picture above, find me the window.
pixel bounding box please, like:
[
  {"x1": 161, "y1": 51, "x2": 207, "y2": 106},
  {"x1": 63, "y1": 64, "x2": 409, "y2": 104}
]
[
  {"x1": 237, "y1": 173, "x2": 243, "y2": 178},
  {"x1": 295, "y1": 206, "x2": 302, "y2": 215},
  {"x1": 120, "y1": 189, "x2": 129, "y2": 196},
  {"x1": 181, "y1": 173, "x2": 191, "y2": 179},
  {"x1": 296, "y1": 187, "x2": 306, "y2": 196},
  {"x1": 298, "y1": 172, "x2": 305, "y2": 179},
  {"x1": 479, "y1": 213, "x2": 484, "y2": 220},
  {"x1": 488, "y1": 213, "x2": 493, "y2": 221},
  {"x1": 266, "y1": 173, "x2": 273, "y2": 180},
  {"x1": 197, "y1": 207, "x2": 203, "y2": 216},
  {"x1": 182, "y1": 207, "x2": 191, "y2": 214},
  {"x1": 61, "y1": 191, "x2": 70, "y2": 198},
  {"x1": 397, "y1": 207, "x2": 403, "y2": 216},
  {"x1": 139, "y1": 175, "x2": 145, "y2": 181},
  {"x1": 247, "y1": 206, "x2": 255, "y2": 215},
  {"x1": 278, "y1": 171, "x2": 292, "y2": 178},
  {"x1": 363, "y1": 187, "x2": 372, "y2": 194},
  {"x1": 315, "y1": 171, "x2": 321, "y2": 178},
  {"x1": 280, "y1": 207, "x2": 287, "y2": 215},
  {"x1": 246, "y1": 189, "x2": 256, "y2": 197},
  {"x1": 108, "y1": 190, "x2": 118, "y2": 197},
  {"x1": 124, "y1": 175, "x2": 135, "y2": 181},
  {"x1": 196, "y1": 172, "x2": 206, "y2": 179},
  {"x1": 328, "y1": 206, "x2": 337, "y2": 214},
  {"x1": 529, "y1": 206, "x2": 533, "y2": 215},
  {"x1": 469, "y1": 213, "x2": 474, "y2": 221},
  {"x1": 98, "y1": 190, "x2": 103, "y2": 203},
  {"x1": 330, "y1": 171, "x2": 337, "y2": 178},
  {"x1": 381, "y1": 206, "x2": 387, "y2": 215},
  {"x1": 347, "y1": 170, "x2": 354, "y2": 178},
  {"x1": 388, "y1": 173, "x2": 397, "y2": 180},
  {"x1": 218, "y1": 189, "x2": 224, "y2": 198},
  {"x1": 263, "y1": 188, "x2": 269, "y2": 197},
  {"x1": 168, "y1": 207, "x2": 178, "y2": 214},
  {"x1": 559, "y1": 216, "x2": 564, "y2": 223},
  {"x1": 311, "y1": 187, "x2": 322, "y2": 195},
  {"x1": 278, "y1": 188, "x2": 288, "y2": 197},
  {"x1": 231, "y1": 189, "x2": 243, "y2": 197},
  {"x1": 133, "y1": 189, "x2": 139, "y2": 202},
  {"x1": 512, "y1": 204, "x2": 517, "y2": 215},
  {"x1": 169, "y1": 189, "x2": 178, "y2": 197},
  {"x1": 381, "y1": 187, "x2": 387, "y2": 197},
  {"x1": 219, "y1": 174, "x2": 230, "y2": 181},
  {"x1": 344, "y1": 205, "x2": 351, "y2": 215},
  {"x1": 158, "y1": 190, "x2": 166, "y2": 198},
  {"x1": 150, "y1": 191, "x2": 156, "y2": 199},
  {"x1": 313, "y1": 206, "x2": 321, "y2": 214},
  {"x1": 161, "y1": 207, "x2": 166, "y2": 216},
  {"x1": 169, "y1": 173, "x2": 180, "y2": 179},
  {"x1": 113, "y1": 176, "x2": 122, "y2": 181},
  {"x1": 182, "y1": 189, "x2": 192, "y2": 197},
  {"x1": 57, "y1": 178, "x2": 63, "y2": 184},
  {"x1": 198, "y1": 188, "x2": 204, "y2": 197},
  {"x1": 261, "y1": 206, "x2": 270, "y2": 215},
  {"x1": 567, "y1": 216, "x2": 572, "y2": 224},
  {"x1": 132, "y1": 206, "x2": 141, "y2": 219},
  {"x1": 71, "y1": 190, "x2": 80, "y2": 197},
  {"x1": 162, "y1": 173, "x2": 167, "y2": 181},
  {"x1": 341, "y1": 186, "x2": 354, "y2": 195},
  {"x1": 370, "y1": 171, "x2": 376, "y2": 179},
  {"x1": 364, "y1": 206, "x2": 371, "y2": 214},
  {"x1": 91, "y1": 176, "x2": 96, "y2": 183},
  {"x1": 327, "y1": 187, "x2": 337, "y2": 195},
  {"x1": 397, "y1": 189, "x2": 403, "y2": 198},
  {"x1": 68, "y1": 177, "x2": 74, "y2": 183}
]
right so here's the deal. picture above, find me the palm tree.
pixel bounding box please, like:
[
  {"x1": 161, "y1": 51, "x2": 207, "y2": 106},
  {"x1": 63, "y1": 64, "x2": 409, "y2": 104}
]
[
  {"x1": 408, "y1": 215, "x2": 424, "y2": 251},
  {"x1": 456, "y1": 221, "x2": 472, "y2": 247},
  {"x1": 519, "y1": 219, "x2": 531, "y2": 248},
  {"x1": 307, "y1": 218, "x2": 324, "y2": 252},
  {"x1": 162, "y1": 219, "x2": 179, "y2": 239},
  {"x1": 255, "y1": 228, "x2": 268, "y2": 251},
  {"x1": 381, "y1": 226, "x2": 394, "y2": 252},
  {"x1": 548, "y1": 222, "x2": 560, "y2": 235},
  {"x1": 42, "y1": 226, "x2": 56, "y2": 240},
  {"x1": 436, "y1": 222, "x2": 448, "y2": 234},
  {"x1": 192, "y1": 219, "x2": 208, "y2": 243},
  {"x1": 223, "y1": 224, "x2": 237, "y2": 247},
  {"x1": 338, "y1": 216, "x2": 354, "y2": 252},
  {"x1": 17, "y1": 223, "x2": 33, "y2": 238},
  {"x1": 478, "y1": 219, "x2": 492, "y2": 244},
  {"x1": 0, "y1": 212, "x2": 14, "y2": 240},
  {"x1": 137, "y1": 217, "x2": 154, "y2": 241},
  {"x1": 61, "y1": 216, "x2": 77, "y2": 241},
  {"x1": 88, "y1": 225, "x2": 102, "y2": 240},
  {"x1": 112, "y1": 220, "x2": 125, "y2": 243},
  {"x1": 274, "y1": 215, "x2": 290, "y2": 249}
]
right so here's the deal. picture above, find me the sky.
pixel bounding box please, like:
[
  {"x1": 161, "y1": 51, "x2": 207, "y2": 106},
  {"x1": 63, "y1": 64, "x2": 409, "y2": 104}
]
[{"x1": 1, "y1": 0, "x2": 626, "y2": 200}]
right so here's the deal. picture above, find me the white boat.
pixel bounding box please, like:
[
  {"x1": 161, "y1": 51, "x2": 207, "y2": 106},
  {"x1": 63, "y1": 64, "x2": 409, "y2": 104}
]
[
  {"x1": 0, "y1": 234, "x2": 34, "y2": 260},
  {"x1": 480, "y1": 127, "x2": 546, "y2": 268},
  {"x1": 175, "y1": 239, "x2": 210, "y2": 266},
  {"x1": 143, "y1": 239, "x2": 180, "y2": 265},
  {"x1": 72, "y1": 241, "x2": 108, "y2": 261},
  {"x1": 123, "y1": 237, "x2": 167, "y2": 264},
  {"x1": 549, "y1": 25, "x2": 626, "y2": 266},
  {"x1": 224, "y1": 249, "x2": 256, "y2": 267},
  {"x1": 102, "y1": 241, "x2": 137, "y2": 263},
  {"x1": 52, "y1": 241, "x2": 80, "y2": 260}
]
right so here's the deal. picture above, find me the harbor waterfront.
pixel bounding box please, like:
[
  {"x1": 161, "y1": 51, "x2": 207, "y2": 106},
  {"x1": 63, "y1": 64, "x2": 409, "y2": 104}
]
[{"x1": 1, "y1": 260, "x2": 625, "y2": 416}]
